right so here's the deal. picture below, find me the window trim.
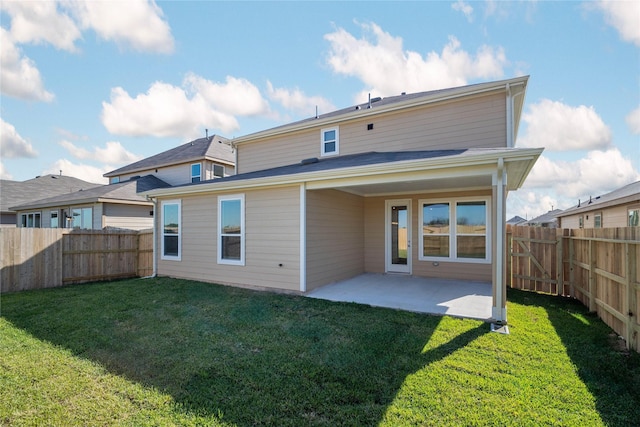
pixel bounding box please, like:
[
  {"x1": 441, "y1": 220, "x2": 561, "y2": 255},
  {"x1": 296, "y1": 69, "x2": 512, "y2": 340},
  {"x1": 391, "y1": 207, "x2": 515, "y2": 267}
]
[
  {"x1": 578, "y1": 215, "x2": 584, "y2": 229},
  {"x1": 628, "y1": 207, "x2": 639, "y2": 227},
  {"x1": 217, "y1": 194, "x2": 245, "y2": 266},
  {"x1": 320, "y1": 127, "x2": 339, "y2": 157},
  {"x1": 50, "y1": 210, "x2": 59, "y2": 228},
  {"x1": 161, "y1": 200, "x2": 181, "y2": 261},
  {"x1": 213, "y1": 164, "x2": 224, "y2": 179},
  {"x1": 594, "y1": 212, "x2": 603, "y2": 228},
  {"x1": 70, "y1": 206, "x2": 93, "y2": 230},
  {"x1": 21, "y1": 211, "x2": 42, "y2": 228},
  {"x1": 191, "y1": 163, "x2": 202, "y2": 183},
  {"x1": 418, "y1": 196, "x2": 491, "y2": 264},
  {"x1": 110, "y1": 176, "x2": 120, "y2": 184}
]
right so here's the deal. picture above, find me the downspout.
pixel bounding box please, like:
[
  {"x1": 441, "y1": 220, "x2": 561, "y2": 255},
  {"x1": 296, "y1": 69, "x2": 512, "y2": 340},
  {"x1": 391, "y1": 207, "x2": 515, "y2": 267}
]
[
  {"x1": 494, "y1": 158, "x2": 506, "y2": 323},
  {"x1": 142, "y1": 195, "x2": 157, "y2": 279},
  {"x1": 299, "y1": 183, "x2": 307, "y2": 292}
]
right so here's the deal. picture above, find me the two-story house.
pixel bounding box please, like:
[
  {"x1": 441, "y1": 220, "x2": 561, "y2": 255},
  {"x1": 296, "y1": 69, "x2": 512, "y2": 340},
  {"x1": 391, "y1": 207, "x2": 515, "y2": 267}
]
[
  {"x1": 11, "y1": 135, "x2": 234, "y2": 230},
  {"x1": 142, "y1": 76, "x2": 543, "y2": 323}
]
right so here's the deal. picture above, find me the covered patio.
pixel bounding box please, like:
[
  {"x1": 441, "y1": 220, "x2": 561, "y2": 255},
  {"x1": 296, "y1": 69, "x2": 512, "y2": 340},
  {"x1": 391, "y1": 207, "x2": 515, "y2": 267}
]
[{"x1": 307, "y1": 273, "x2": 493, "y2": 320}]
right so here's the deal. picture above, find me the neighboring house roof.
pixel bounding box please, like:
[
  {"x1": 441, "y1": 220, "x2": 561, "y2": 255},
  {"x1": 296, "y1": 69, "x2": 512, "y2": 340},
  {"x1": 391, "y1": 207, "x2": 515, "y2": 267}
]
[
  {"x1": 1, "y1": 174, "x2": 102, "y2": 214},
  {"x1": 143, "y1": 147, "x2": 543, "y2": 198},
  {"x1": 522, "y1": 209, "x2": 562, "y2": 227},
  {"x1": 233, "y1": 76, "x2": 529, "y2": 146},
  {"x1": 556, "y1": 180, "x2": 640, "y2": 218},
  {"x1": 104, "y1": 135, "x2": 234, "y2": 178},
  {"x1": 11, "y1": 175, "x2": 171, "y2": 211},
  {"x1": 506, "y1": 215, "x2": 527, "y2": 225}
]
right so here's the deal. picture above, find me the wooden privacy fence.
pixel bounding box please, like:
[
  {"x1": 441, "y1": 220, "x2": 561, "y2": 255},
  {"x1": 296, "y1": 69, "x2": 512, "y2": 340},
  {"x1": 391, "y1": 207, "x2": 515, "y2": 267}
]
[
  {"x1": 508, "y1": 225, "x2": 640, "y2": 352},
  {"x1": 0, "y1": 228, "x2": 153, "y2": 293}
]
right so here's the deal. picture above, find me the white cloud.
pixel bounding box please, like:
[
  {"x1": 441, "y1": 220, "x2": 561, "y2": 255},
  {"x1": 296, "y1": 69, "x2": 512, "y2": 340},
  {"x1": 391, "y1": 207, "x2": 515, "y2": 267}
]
[
  {"x1": 626, "y1": 106, "x2": 640, "y2": 134},
  {"x1": 524, "y1": 149, "x2": 639, "y2": 198},
  {"x1": 0, "y1": 118, "x2": 38, "y2": 158},
  {"x1": 1, "y1": 0, "x2": 81, "y2": 51},
  {"x1": 324, "y1": 22, "x2": 507, "y2": 101},
  {"x1": 0, "y1": 162, "x2": 13, "y2": 180},
  {"x1": 509, "y1": 148, "x2": 640, "y2": 219},
  {"x1": 101, "y1": 81, "x2": 240, "y2": 138},
  {"x1": 518, "y1": 99, "x2": 612, "y2": 151},
  {"x1": 184, "y1": 73, "x2": 269, "y2": 116},
  {"x1": 266, "y1": 81, "x2": 335, "y2": 117},
  {"x1": 42, "y1": 159, "x2": 109, "y2": 185},
  {"x1": 68, "y1": 0, "x2": 175, "y2": 54},
  {"x1": 59, "y1": 140, "x2": 142, "y2": 165},
  {"x1": 0, "y1": 28, "x2": 55, "y2": 102},
  {"x1": 594, "y1": 0, "x2": 640, "y2": 46},
  {"x1": 452, "y1": 1, "x2": 474, "y2": 23}
]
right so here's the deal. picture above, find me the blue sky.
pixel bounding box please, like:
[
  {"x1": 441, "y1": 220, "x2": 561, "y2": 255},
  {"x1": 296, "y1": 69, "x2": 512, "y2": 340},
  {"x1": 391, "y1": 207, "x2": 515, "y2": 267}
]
[{"x1": 1, "y1": 0, "x2": 638, "y2": 219}]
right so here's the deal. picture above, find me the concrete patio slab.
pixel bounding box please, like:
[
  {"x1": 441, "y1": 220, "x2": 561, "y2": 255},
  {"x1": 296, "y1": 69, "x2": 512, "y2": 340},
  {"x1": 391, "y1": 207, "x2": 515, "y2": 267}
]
[{"x1": 307, "y1": 273, "x2": 493, "y2": 321}]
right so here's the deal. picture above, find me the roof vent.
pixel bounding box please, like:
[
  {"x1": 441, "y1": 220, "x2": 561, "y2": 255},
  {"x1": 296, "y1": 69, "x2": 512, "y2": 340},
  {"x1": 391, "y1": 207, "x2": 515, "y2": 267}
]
[
  {"x1": 301, "y1": 157, "x2": 319, "y2": 165},
  {"x1": 371, "y1": 97, "x2": 382, "y2": 103}
]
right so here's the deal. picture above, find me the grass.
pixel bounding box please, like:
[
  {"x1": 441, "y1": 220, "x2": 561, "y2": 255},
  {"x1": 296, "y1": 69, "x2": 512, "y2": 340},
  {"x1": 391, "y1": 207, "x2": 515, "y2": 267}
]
[{"x1": 1, "y1": 278, "x2": 638, "y2": 426}]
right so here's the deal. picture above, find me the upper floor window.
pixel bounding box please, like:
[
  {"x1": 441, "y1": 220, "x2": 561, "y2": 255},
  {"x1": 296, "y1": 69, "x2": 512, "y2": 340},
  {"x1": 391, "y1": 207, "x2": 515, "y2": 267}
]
[
  {"x1": 110, "y1": 177, "x2": 120, "y2": 184},
  {"x1": 161, "y1": 200, "x2": 181, "y2": 260},
  {"x1": 629, "y1": 208, "x2": 639, "y2": 227},
  {"x1": 321, "y1": 127, "x2": 339, "y2": 157},
  {"x1": 191, "y1": 163, "x2": 201, "y2": 183},
  {"x1": 213, "y1": 164, "x2": 224, "y2": 178}
]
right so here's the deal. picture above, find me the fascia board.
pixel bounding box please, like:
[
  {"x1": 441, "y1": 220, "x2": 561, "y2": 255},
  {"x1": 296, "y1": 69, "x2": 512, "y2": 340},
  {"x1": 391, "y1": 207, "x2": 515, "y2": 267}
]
[
  {"x1": 233, "y1": 76, "x2": 529, "y2": 144},
  {"x1": 143, "y1": 148, "x2": 542, "y2": 198}
]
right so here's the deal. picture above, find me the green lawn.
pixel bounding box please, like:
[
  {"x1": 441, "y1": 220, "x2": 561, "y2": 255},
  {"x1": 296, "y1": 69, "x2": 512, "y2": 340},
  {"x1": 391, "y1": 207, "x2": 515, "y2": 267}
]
[{"x1": 1, "y1": 278, "x2": 638, "y2": 426}]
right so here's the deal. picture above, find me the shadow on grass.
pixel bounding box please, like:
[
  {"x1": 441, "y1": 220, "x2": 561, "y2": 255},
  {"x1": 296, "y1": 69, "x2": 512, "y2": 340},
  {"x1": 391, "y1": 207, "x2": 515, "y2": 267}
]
[
  {"x1": 1, "y1": 278, "x2": 488, "y2": 426},
  {"x1": 508, "y1": 288, "x2": 640, "y2": 427}
]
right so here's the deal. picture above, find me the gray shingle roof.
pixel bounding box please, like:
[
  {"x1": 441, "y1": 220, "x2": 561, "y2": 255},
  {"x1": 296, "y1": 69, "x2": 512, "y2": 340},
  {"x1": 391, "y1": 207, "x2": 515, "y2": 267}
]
[
  {"x1": 1, "y1": 174, "x2": 102, "y2": 213},
  {"x1": 557, "y1": 180, "x2": 640, "y2": 217},
  {"x1": 10, "y1": 175, "x2": 171, "y2": 211},
  {"x1": 161, "y1": 148, "x2": 519, "y2": 191},
  {"x1": 104, "y1": 135, "x2": 234, "y2": 177}
]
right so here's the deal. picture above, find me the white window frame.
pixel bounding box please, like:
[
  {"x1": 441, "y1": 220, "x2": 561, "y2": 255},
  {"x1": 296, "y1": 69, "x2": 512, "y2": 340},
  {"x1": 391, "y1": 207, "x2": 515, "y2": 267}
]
[
  {"x1": 50, "y1": 210, "x2": 59, "y2": 228},
  {"x1": 71, "y1": 206, "x2": 93, "y2": 230},
  {"x1": 191, "y1": 163, "x2": 202, "y2": 183},
  {"x1": 594, "y1": 213, "x2": 602, "y2": 228},
  {"x1": 217, "y1": 194, "x2": 245, "y2": 266},
  {"x1": 418, "y1": 196, "x2": 491, "y2": 264},
  {"x1": 628, "y1": 208, "x2": 639, "y2": 227},
  {"x1": 110, "y1": 176, "x2": 120, "y2": 184},
  {"x1": 320, "y1": 127, "x2": 339, "y2": 157},
  {"x1": 578, "y1": 215, "x2": 584, "y2": 229},
  {"x1": 161, "y1": 200, "x2": 181, "y2": 261}
]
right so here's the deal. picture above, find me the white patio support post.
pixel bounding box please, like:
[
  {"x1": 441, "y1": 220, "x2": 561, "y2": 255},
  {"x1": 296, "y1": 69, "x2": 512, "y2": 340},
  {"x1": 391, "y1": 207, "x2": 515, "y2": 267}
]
[
  {"x1": 492, "y1": 158, "x2": 507, "y2": 323},
  {"x1": 299, "y1": 183, "x2": 307, "y2": 292}
]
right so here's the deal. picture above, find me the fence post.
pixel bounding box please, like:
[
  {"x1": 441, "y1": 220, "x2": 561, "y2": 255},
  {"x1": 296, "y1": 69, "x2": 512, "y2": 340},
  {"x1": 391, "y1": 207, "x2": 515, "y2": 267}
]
[
  {"x1": 626, "y1": 242, "x2": 638, "y2": 351},
  {"x1": 556, "y1": 229, "x2": 563, "y2": 295},
  {"x1": 588, "y1": 238, "x2": 596, "y2": 312}
]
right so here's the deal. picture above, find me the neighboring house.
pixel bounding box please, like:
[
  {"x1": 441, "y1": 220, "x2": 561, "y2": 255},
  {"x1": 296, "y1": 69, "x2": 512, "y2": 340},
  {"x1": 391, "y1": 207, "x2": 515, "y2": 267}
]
[
  {"x1": 506, "y1": 215, "x2": 527, "y2": 226},
  {"x1": 521, "y1": 209, "x2": 562, "y2": 228},
  {"x1": 11, "y1": 135, "x2": 235, "y2": 230},
  {"x1": 11, "y1": 175, "x2": 171, "y2": 230},
  {"x1": 143, "y1": 76, "x2": 543, "y2": 323},
  {"x1": 0, "y1": 174, "x2": 101, "y2": 227},
  {"x1": 104, "y1": 135, "x2": 235, "y2": 185},
  {"x1": 556, "y1": 180, "x2": 640, "y2": 229}
]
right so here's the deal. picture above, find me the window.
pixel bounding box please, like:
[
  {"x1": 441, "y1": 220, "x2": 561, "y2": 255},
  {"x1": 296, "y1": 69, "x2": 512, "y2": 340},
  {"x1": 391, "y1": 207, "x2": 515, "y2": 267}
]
[
  {"x1": 71, "y1": 207, "x2": 93, "y2": 229},
  {"x1": 191, "y1": 163, "x2": 201, "y2": 183},
  {"x1": 320, "y1": 127, "x2": 339, "y2": 156},
  {"x1": 161, "y1": 200, "x2": 181, "y2": 260},
  {"x1": 629, "y1": 208, "x2": 639, "y2": 227},
  {"x1": 21, "y1": 212, "x2": 41, "y2": 228},
  {"x1": 419, "y1": 197, "x2": 490, "y2": 263},
  {"x1": 50, "y1": 211, "x2": 59, "y2": 228},
  {"x1": 110, "y1": 176, "x2": 120, "y2": 184},
  {"x1": 213, "y1": 164, "x2": 224, "y2": 178},
  {"x1": 218, "y1": 194, "x2": 244, "y2": 265},
  {"x1": 594, "y1": 213, "x2": 602, "y2": 228}
]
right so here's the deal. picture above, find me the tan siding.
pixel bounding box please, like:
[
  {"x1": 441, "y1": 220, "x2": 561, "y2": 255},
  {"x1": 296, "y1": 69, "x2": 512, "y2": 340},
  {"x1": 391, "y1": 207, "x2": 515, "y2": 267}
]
[
  {"x1": 120, "y1": 163, "x2": 191, "y2": 186},
  {"x1": 306, "y1": 189, "x2": 364, "y2": 290},
  {"x1": 560, "y1": 203, "x2": 637, "y2": 229},
  {"x1": 238, "y1": 93, "x2": 506, "y2": 173},
  {"x1": 157, "y1": 186, "x2": 301, "y2": 291},
  {"x1": 364, "y1": 190, "x2": 493, "y2": 281},
  {"x1": 103, "y1": 203, "x2": 154, "y2": 230}
]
